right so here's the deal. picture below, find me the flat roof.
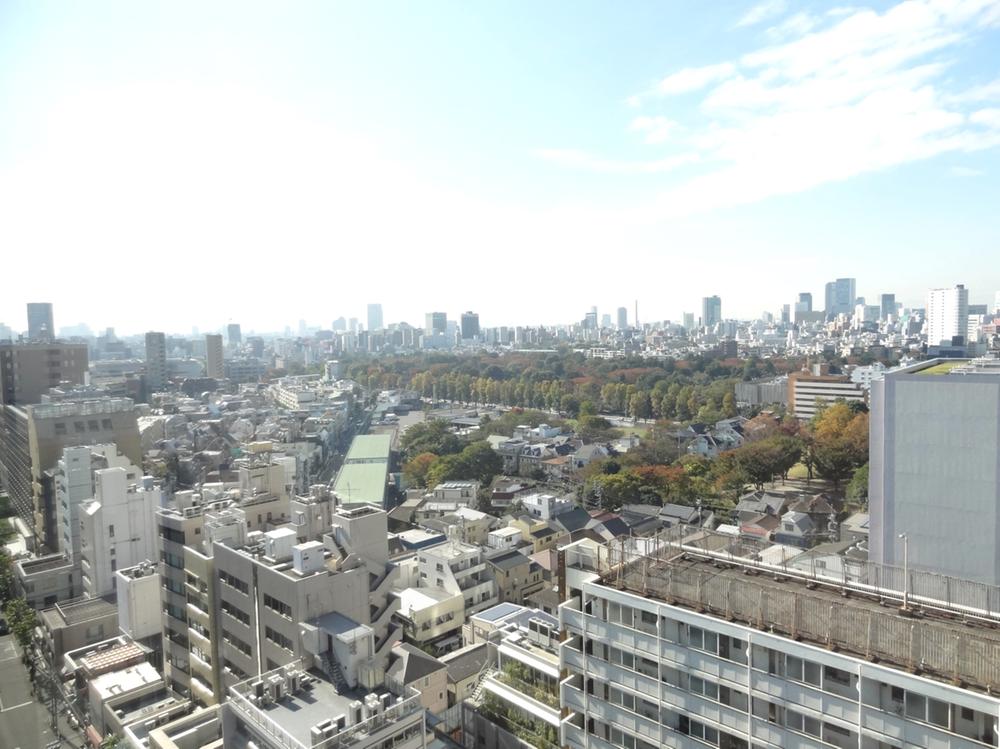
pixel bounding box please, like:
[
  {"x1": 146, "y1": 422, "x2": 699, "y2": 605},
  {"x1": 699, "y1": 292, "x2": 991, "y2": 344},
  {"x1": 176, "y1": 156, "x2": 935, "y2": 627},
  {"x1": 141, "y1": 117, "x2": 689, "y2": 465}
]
[
  {"x1": 50, "y1": 597, "x2": 118, "y2": 626},
  {"x1": 343, "y1": 434, "x2": 393, "y2": 462},
  {"x1": 333, "y1": 462, "x2": 388, "y2": 506}
]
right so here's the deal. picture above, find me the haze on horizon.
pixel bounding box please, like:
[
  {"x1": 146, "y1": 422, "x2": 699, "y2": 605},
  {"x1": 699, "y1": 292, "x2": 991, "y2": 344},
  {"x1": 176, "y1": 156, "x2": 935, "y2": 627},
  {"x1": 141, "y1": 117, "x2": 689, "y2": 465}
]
[{"x1": 2, "y1": 0, "x2": 999, "y2": 336}]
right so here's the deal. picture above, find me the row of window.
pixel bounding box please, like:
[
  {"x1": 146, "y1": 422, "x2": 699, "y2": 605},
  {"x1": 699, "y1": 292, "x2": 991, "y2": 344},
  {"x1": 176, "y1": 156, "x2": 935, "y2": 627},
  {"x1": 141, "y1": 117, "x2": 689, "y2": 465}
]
[
  {"x1": 753, "y1": 697, "x2": 854, "y2": 749},
  {"x1": 220, "y1": 599, "x2": 250, "y2": 626},
  {"x1": 587, "y1": 712, "x2": 749, "y2": 749},
  {"x1": 265, "y1": 626, "x2": 294, "y2": 652},
  {"x1": 52, "y1": 418, "x2": 114, "y2": 436},
  {"x1": 224, "y1": 631, "x2": 252, "y2": 657},
  {"x1": 219, "y1": 570, "x2": 249, "y2": 594},
  {"x1": 263, "y1": 593, "x2": 292, "y2": 618}
]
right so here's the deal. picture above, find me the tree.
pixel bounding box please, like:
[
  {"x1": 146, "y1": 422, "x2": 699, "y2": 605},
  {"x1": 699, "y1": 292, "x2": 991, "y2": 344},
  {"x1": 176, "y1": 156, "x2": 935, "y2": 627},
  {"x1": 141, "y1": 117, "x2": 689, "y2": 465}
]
[
  {"x1": 399, "y1": 420, "x2": 462, "y2": 460},
  {"x1": 402, "y1": 452, "x2": 438, "y2": 489},
  {"x1": 559, "y1": 393, "x2": 581, "y2": 418},
  {"x1": 4, "y1": 597, "x2": 37, "y2": 649},
  {"x1": 0, "y1": 547, "x2": 14, "y2": 604},
  {"x1": 846, "y1": 463, "x2": 869, "y2": 503},
  {"x1": 721, "y1": 391, "x2": 737, "y2": 418}
]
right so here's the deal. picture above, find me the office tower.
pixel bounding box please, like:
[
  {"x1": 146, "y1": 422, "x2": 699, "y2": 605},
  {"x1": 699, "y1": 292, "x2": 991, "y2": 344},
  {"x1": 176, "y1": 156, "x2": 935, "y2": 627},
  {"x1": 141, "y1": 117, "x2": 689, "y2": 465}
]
[
  {"x1": 205, "y1": 333, "x2": 224, "y2": 379},
  {"x1": 880, "y1": 293, "x2": 896, "y2": 320},
  {"x1": 0, "y1": 341, "x2": 89, "y2": 406},
  {"x1": 460, "y1": 311, "x2": 480, "y2": 339},
  {"x1": 994, "y1": 290, "x2": 1000, "y2": 315},
  {"x1": 27, "y1": 302, "x2": 54, "y2": 341},
  {"x1": 561, "y1": 537, "x2": 1000, "y2": 749},
  {"x1": 145, "y1": 331, "x2": 168, "y2": 394},
  {"x1": 247, "y1": 336, "x2": 265, "y2": 358},
  {"x1": 425, "y1": 312, "x2": 447, "y2": 336},
  {"x1": 348, "y1": 317, "x2": 359, "y2": 333},
  {"x1": 701, "y1": 296, "x2": 722, "y2": 330},
  {"x1": 601, "y1": 313, "x2": 612, "y2": 328},
  {"x1": 616, "y1": 307, "x2": 628, "y2": 330},
  {"x1": 824, "y1": 278, "x2": 856, "y2": 319},
  {"x1": 682, "y1": 312, "x2": 695, "y2": 331},
  {"x1": 925, "y1": 284, "x2": 969, "y2": 345},
  {"x1": 332, "y1": 316, "x2": 347, "y2": 331},
  {"x1": 780, "y1": 304, "x2": 791, "y2": 324},
  {"x1": 797, "y1": 292, "x2": 813, "y2": 312},
  {"x1": 227, "y1": 323, "x2": 242, "y2": 345},
  {"x1": 367, "y1": 303, "x2": 384, "y2": 332},
  {"x1": 870, "y1": 358, "x2": 1000, "y2": 584}
]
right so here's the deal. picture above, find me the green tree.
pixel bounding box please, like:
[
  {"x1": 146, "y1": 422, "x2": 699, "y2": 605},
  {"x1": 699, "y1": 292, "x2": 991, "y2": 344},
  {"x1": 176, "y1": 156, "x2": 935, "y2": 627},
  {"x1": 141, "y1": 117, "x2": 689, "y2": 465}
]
[
  {"x1": 0, "y1": 547, "x2": 14, "y2": 605},
  {"x1": 402, "y1": 452, "x2": 438, "y2": 489},
  {"x1": 4, "y1": 597, "x2": 37, "y2": 649},
  {"x1": 846, "y1": 463, "x2": 869, "y2": 503},
  {"x1": 399, "y1": 420, "x2": 462, "y2": 460}
]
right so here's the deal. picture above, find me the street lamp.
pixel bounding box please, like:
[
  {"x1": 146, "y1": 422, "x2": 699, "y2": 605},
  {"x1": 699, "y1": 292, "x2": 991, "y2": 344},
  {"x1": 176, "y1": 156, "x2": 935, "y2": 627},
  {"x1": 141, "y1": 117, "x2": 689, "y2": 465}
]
[{"x1": 898, "y1": 532, "x2": 910, "y2": 612}]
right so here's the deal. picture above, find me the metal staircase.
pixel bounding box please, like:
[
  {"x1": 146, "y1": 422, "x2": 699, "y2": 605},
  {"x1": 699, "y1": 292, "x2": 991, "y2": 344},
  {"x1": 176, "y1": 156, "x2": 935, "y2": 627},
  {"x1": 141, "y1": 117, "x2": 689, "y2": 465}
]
[
  {"x1": 471, "y1": 665, "x2": 497, "y2": 703},
  {"x1": 320, "y1": 650, "x2": 349, "y2": 692}
]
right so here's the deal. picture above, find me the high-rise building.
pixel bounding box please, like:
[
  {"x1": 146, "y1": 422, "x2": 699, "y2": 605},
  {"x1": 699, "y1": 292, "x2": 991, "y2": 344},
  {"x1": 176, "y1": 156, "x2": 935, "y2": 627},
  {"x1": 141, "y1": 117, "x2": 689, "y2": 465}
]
[
  {"x1": 870, "y1": 358, "x2": 1000, "y2": 584},
  {"x1": 994, "y1": 290, "x2": 1000, "y2": 315},
  {"x1": 227, "y1": 323, "x2": 242, "y2": 345},
  {"x1": 797, "y1": 292, "x2": 813, "y2": 312},
  {"x1": 925, "y1": 284, "x2": 969, "y2": 345},
  {"x1": 367, "y1": 303, "x2": 384, "y2": 332},
  {"x1": 27, "y1": 302, "x2": 54, "y2": 341},
  {"x1": 144, "y1": 331, "x2": 168, "y2": 394},
  {"x1": 682, "y1": 312, "x2": 695, "y2": 332},
  {"x1": 205, "y1": 333, "x2": 224, "y2": 379},
  {"x1": 561, "y1": 535, "x2": 1000, "y2": 749},
  {"x1": 701, "y1": 296, "x2": 722, "y2": 330},
  {"x1": 425, "y1": 312, "x2": 447, "y2": 336},
  {"x1": 617, "y1": 307, "x2": 628, "y2": 330},
  {"x1": 0, "y1": 341, "x2": 89, "y2": 406},
  {"x1": 880, "y1": 293, "x2": 896, "y2": 320},
  {"x1": 824, "y1": 278, "x2": 856, "y2": 319},
  {"x1": 780, "y1": 304, "x2": 791, "y2": 324},
  {"x1": 460, "y1": 311, "x2": 480, "y2": 339}
]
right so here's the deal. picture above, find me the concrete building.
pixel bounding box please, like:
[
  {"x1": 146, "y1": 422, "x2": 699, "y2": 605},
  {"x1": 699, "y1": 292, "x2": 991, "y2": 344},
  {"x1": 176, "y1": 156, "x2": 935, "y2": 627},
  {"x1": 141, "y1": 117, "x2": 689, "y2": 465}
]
[
  {"x1": 221, "y1": 660, "x2": 425, "y2": 749},
  {"x1": 870, "y1": 358, "x2": 1000, "y2": 585},
  {"x1": 79, "y1": 467, "x2": 161, "y2": 598},
  {"x1": 1, "y1": 397, "x2": 140, "y2": 551},
  {"x1": 788, "y1": 366, "x2": 866, "y2": 419},
  {"x1": 27, "y1": 301, "x2": 55, "y2": 340},
  {"x1": 560, "y1": 535, "x2": 1000, "y2": 749},
  {"x1": 145, "y1": 331, "x2": 168, "y2": 394},
  {"x1": 14, "y1": 552, "x2": 76, "y2": 608},
  {"x1": 227, "y1": 323, "x2": 242, "y2": 345},
  {"x1": 825, "y1": 277, "x2": 857, "y2": 319},
  {"x1": 204, "y1": 333, "x2": 224, "y2": 379},
  {"x1": 484, "y1": 548, "x2": 545, "y2": 605},
  {"x1": 334, "y1": 433, "x2": 392, "y2": 508},
  {"x1": 880, "y1": 293, "x2": 897, "y2": 320},
  {"x1": 701, "y1": 296, "x2": 721, "y2": 330},
  {"x1": 0, "y1": 341, "x2": 88, "y2": 406},
  {"x1": 461, "y1": 311, "x2": 480, "y2": 340},
  {"x1": 926, "y1": 284, "x2": 970, "y2": 345},
  {"x1": 115, "y1": 560, "x2": 163, "y2": 665},
  {"x1": 39, "y1": 596, "x2": 119, "y2": 667}
]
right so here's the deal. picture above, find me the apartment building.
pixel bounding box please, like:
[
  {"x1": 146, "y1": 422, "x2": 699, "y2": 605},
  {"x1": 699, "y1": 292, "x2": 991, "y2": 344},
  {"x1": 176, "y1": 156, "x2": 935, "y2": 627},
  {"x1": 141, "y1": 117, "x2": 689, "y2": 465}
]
[
  {"x1": 145, "y1": 331, "x2": 168, "y2": 394},
  {"x1": 79, "y1": 467, "x2": 161, "y2": 597},
  {"x1": 0, "y1": 340, "x2": 88, "y2": 406},
  {"x1": 788, "y1": 367, "x2": 866, "y2": 420},
  {"x1": 559, "y1": 535, "x2": 1000, "y2": 749},
  {"x1": 204, "y1": 333, "x2": 224, "y2": 379},
  {"x1": 397, "y1": 540, "x2": 498, "y2": 654}
]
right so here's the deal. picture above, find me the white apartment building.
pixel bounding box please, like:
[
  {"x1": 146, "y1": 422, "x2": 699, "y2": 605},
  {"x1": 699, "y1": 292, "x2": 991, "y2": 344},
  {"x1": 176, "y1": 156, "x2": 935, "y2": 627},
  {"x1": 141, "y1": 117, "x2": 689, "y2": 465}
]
[
  {"x1": 115, "y1": 560, "x2": 161, "y2": 642},
  {"x1": 926, "y1": 284, "x2": 970, "y2": 345},
  {"x1": 79, "y1": 466, "x2": 161, "y2": 598},
  {"x1": 788, "y1": 371, "x2": 866, "y2": 419},
  {"x1": 521, "y1": 492, "x2": 575, "y2": 521},
  {"x1": 56, "y1": 444, "x2": 131, "y2": 565},
  {"x1": 560, "y1": 537, "x2": 1000, "y2": 749}
]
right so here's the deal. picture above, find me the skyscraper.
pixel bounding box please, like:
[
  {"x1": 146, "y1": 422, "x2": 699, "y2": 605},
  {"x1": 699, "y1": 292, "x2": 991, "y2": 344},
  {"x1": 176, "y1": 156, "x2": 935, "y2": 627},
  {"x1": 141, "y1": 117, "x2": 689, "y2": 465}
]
[
  {"x1": 824, "y1": 278, "x2": 856, "y2": 319},
  {"x1": 227, "y1": 323, "x2": 242, "y2": 345},
  {"x1": 425, "y1": 312, "x2": 447, "y2": 336},
  {"x1": 616, "y1": 307, "x2": 628, "y2": 330},
  {"x1": 145, "y1": 331, "x2": 168, "y2": 394},
  {"x1": 797, "y1": 292, "x2": 813, "y2": 312},
  {"x1": 26, "y1": 302, "x2": 54, "y2": 341},
  {"x1": 682, "y1": 312, "x2": 695, "y2": 331},
  {"x1": 925, "y1": 284, "x2": 969, "y2": 345},
  {"x1": 460, "y1": 311, "x2": 480, "y2": 339},
  {"x1": 879, "y1": 293, "x2": 896, "y2": 320},
  {"x1": 205, "y1": 333, "x2": 224, "y2": 379},
  {"x1": 701, "y1": 296, "x2": 722, "y2": 330},
  {"x1": 367, "y1": 303, "x2": 384, "y2": 332}
]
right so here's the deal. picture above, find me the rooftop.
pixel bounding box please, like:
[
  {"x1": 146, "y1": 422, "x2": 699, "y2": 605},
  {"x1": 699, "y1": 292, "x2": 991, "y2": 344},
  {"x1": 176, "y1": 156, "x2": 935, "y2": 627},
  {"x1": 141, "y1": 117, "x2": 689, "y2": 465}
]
[
  {"x1": 333, "y1": 462, "x2": 388, "y2": 506},
  {"x1": 343, "y1": 434, "x2": 393, "y2": 463},
  {"x1": 48, "y1": 596, "x2": 118, "y2": 626},
  {"x1": 578, "y1": 529, "x2": 1000, "y2": 694}
]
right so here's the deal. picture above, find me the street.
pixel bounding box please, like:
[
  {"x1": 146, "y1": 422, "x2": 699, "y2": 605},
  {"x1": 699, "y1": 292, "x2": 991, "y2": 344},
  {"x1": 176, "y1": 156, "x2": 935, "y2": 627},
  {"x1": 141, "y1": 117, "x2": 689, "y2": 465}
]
[{"x1": 0, "y1": 633, "x2": 84, "y2": 749}]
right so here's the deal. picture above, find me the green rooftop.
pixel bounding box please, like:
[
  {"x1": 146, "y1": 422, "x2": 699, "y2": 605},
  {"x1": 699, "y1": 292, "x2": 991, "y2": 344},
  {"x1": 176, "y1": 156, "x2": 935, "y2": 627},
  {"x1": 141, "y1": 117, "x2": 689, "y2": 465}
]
[
  {"x1": 916, "y1": 360, "x2": 968, "y2": 375},
  {"x1": 334, "y1": 462, "x2": 388, "y2": 505},
  {"x1": 343, "y1": 434, "x2": 393, "y2": 463}
]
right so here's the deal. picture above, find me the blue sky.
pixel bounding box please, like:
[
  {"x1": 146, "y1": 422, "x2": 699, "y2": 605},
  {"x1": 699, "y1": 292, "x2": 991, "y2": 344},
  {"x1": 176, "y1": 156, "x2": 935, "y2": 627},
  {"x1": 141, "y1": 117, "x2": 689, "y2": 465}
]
[{"x1": 1, "y1": 0, "x2": 999, "y2": 334}]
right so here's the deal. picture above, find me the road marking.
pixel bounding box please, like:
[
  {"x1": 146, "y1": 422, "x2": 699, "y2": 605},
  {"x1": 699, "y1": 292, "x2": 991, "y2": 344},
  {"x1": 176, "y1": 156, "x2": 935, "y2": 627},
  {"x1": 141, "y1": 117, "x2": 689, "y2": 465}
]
[{"x1": 0, "y1": 700, "x2": 34, "y2": 712}]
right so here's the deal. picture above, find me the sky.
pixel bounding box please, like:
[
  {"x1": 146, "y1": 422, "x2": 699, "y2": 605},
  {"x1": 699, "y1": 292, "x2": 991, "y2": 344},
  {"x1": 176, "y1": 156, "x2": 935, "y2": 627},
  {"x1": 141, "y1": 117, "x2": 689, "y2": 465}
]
[{"x1": 1, "y1": 0, "x2": 999, "y2": 335}]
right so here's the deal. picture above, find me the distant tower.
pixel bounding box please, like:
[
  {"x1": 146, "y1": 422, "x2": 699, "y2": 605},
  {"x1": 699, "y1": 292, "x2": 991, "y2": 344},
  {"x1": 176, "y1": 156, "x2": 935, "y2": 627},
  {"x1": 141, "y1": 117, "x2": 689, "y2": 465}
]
[
  {"x1": 367, "y1": 303, "x2": 384, "y2": 332},
  {"x1": 26, "y1": 302, "x2": 54, "y2": 341},
  {"x1": 145, "y1": 331, "x2": 168, "y2": 393},
  {"x1": 205, "y1": 334, "x2": 224, "y2": 379},
  {"x1": 227, "y1": 323, "x2": 242, "y2": 345},
  {"x1": 617, "y1": 307, "x2": 628, "y2": 330}
]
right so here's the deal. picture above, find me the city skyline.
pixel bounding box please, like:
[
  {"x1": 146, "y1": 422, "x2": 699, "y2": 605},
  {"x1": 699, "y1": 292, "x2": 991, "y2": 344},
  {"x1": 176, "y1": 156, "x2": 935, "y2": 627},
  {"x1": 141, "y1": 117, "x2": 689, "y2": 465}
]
[{"x1": 1, "y1": 0, "x2": 999, "y2": 331}]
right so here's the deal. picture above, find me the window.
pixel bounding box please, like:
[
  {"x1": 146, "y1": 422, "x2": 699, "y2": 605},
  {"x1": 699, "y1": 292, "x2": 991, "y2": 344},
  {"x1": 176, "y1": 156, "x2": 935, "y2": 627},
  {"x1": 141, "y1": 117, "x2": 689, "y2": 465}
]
[
  {"x1": 265, "y1": 626, "x2": 294, "y2": 652},
  {"x1": 785, "y1": 655, "x2": 822, "y2": 686},
  {"x1": 101, "y1": 418, "x2": 112, "y2": 430},
  {"x1": 786, "y1": 709, "x2": 821, "y2": 738},
  {"x1": 74, "y1": 421, "x2": 86, "y2": 433},
  {"x1": 689, "y1": 625, "x2": 718, "y2": 654},
  {"x1": 690, "y1": 675, "x2": 719, "y2": 701},
  {"x1": 54, "y1": 422, "x2": 67, "y2": 435},
  {"x1": 87, "y1": 420, "x2": 99, "y2": 431},
  {"x1": 108, "y1": 524, "x2": 115, "y2": 538},
  {"x1": 263, "y1": 593, "x2": 292, "y2": 618}
]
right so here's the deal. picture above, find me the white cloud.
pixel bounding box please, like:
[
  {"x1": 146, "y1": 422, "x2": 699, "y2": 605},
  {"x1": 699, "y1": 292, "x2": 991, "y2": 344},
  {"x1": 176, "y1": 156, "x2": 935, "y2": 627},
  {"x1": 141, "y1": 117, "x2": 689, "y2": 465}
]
[
  {"x1": 737, "y1": 0, "x2": 788, "y2": 28},
  {"x1": 628, "y1": 115, "x2": 677, "y2": 144},
  {"x1": 535, "y1": 148, "x2": 699, "y2": 174},
  {"x1": 766, "y1": 12, "x2": 820, "y2": 40},
  {"x1": 543, "y1": 0, "x2": 1000, "y2": 218},
  {"x1": 951, "y1": 165, "x2": 985, "y2": 176},
  {"x1": 656, "y1": 63, "x2": 736, "y2": 95}
]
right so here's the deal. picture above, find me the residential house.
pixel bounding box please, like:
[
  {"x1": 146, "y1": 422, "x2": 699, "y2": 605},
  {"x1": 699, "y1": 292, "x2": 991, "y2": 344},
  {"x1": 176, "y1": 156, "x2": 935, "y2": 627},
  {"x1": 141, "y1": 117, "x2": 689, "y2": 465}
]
[{"x1": 484, "y1": 548, "x2": 545, "y2": 605}]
